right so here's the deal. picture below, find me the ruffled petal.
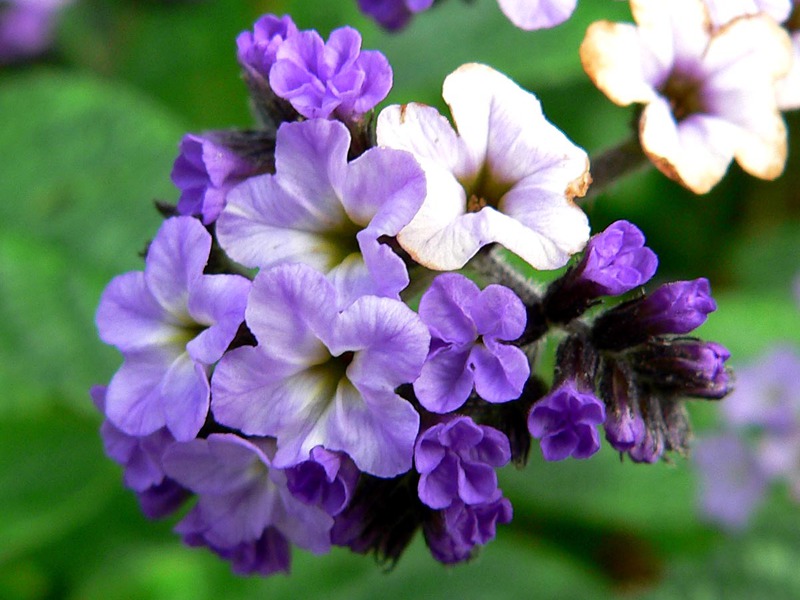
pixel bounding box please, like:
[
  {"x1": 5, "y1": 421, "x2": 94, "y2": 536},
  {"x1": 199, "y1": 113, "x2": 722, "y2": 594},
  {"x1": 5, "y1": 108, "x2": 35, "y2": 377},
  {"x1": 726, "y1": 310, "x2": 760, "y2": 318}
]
[{"x1": 495, "y1": 0, "x2": 577, "y2": 31}]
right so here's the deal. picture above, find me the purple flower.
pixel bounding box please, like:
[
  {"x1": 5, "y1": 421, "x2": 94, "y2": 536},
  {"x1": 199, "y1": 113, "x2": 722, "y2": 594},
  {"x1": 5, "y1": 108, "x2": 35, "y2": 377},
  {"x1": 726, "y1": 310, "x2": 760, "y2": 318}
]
[
  {"x1": 413, "y1": 274, "x2": 530, "y2": 413},
  {"x1": 171, "y1": 133, "x2": 265, "y2": 224},
  {"x1": 211, "y1": 263, "x2": 430, "y2": 478},
  {"x1": 721, "y1": 345, "x2": 800, "y2": 433},
  {"x1": 95, "y1": 217, "x2": 251, "y2": 441},
  {"x1": 694, "y1": 433, "x2": 769, "y2": 529},
  {"x1": 217, "y1": 119, "x2": 425, "y2": 309},
  {"x1": 163, "y1": 434, "x2": 333, "y2": 564},
  {"x1": 415, "y1": 416, "x2": 511, "y2": 509},
  {"x1": 236, "y1": 14, "x2": 298, "y2": 78},
  {"x1": 92, "y1": 385, "x2": 189, "y2": 518},
  {"x1": 423, "y1": 492, "x2": 513, "y2": 564},
  {"x1": 285, "y1": 446, "x2": 359, "y2": 516},
  {"x1": 269, "y1": 26, "x2": 392, "y2": 120},
  {"x1": 528, "y1": 380, "x2": 606, "y2": 461},
  {"x1": 628, "y1": 339, "x2": 731, "y2": 399},
  {"x1": 357, "y1": 0, "x2": 434, "y2": 31},
  {"x1": 592, "y1": 278, "x2": 717, "y2": 351},
  {"x1": 0, "y1": 0, "x2": 71, "y2": 64}
]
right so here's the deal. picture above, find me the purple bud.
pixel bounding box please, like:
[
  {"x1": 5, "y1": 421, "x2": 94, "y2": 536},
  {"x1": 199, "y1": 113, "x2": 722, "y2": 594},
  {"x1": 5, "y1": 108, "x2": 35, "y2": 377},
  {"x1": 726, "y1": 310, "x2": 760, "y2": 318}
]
[
  {"x1": 627, "y1": 339, "x2": 732, "y2": 399},
  {"x1": 137, "y1": 479, "x2": 191, "y2": 519},
  {"x1": 592, "y1": 278, "x2": 717, "y2": 351},
  {"x1": 171, "y1": 133, "x2": 267, "y2": 224},
  {"x1": 236, "y1": 14, "x2": 298, "y2": 78},
  {"x1": 423, "y1": 492, "x2": 513, "y2": 565},
  {"x1": 210, "y1": 527, "x2": 291, "y2": 577},
  {"x1": 415, "y1": 417, "x2": 511, "y2": 509},
  {"x1": 598, "y1": 361, "x2": 646, "y2": 452},
  {"x1": 628, "y1": 426, "x2": 664, "y2": 464},
  {"x1": 285, "y1": 447, "x2": 359, "y2": 516},
  {"x1": 543, "y1": 220, "x2": 657, "y2": 324},
  {"x1": 581, "y1": 221, "x2": 658, "y2": 295},
  {"x1": 527, "y1": 380, "x2": 606, "y2": 461}
]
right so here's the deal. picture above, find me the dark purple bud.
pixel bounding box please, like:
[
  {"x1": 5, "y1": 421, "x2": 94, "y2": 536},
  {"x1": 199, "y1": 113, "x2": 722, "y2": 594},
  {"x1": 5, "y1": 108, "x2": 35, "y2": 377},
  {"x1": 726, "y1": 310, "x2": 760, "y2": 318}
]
[
  {"x1": 422, "y1": 492, "x2": 512, "y2": 565},
  {"x1": 415, "y1": 416, "x2": 511, "y2": 509},
  {"x1": 285, "y1": 447, "x2": 359, "y2": 516},
  {"x1": 628, "y1": 425, "x2": 664, "y2": 464},
  {"x1": 357, "y1": 0, "x2": 435, "y2": 31},
  {"x1": 597, "y1": 360, "x2": 646, "y2": 452},
  {"x1": 627, "y1": 339, "x2": 732, "y2": 399},
  {"x1": 592, "y1": 278, "x2": 717, "y2": 351},
  {"x1": 543, "y1": 220, "x2": 657, "y2": 324},
  {"x1": 527, "y1": 380, "x2": 606, "y2": 461}
]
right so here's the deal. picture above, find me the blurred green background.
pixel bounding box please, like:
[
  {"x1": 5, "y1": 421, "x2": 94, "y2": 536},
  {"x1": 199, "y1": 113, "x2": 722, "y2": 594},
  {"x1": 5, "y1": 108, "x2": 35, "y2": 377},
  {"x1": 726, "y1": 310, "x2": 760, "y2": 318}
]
[{"x1": 2, "y1": 0, "x2": 800, "y2": 598}]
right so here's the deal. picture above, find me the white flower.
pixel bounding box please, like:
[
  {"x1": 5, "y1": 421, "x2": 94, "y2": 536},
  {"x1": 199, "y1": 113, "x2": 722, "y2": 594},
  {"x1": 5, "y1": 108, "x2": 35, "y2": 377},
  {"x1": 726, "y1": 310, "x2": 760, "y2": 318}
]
[
  {"x1": 581, "y1": 0, "x2": 793, "y2": 194},
  {"x1": 376, "y1": 63, "x2": 591, "y2": 272}
]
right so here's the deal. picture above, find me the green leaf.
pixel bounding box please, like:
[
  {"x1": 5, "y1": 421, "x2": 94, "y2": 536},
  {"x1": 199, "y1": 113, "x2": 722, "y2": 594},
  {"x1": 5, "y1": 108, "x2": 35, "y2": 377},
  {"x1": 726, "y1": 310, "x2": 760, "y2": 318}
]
[{"x1": 0, "y1": 71, "x2": 186, "y2": 415}]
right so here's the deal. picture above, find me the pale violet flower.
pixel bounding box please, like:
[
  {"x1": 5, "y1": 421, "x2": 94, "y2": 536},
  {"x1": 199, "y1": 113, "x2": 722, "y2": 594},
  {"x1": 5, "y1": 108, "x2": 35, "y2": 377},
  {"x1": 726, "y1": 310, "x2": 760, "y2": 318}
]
[
  {"x1": 777, "y1": 25, "x2": 800, "y2": 110},
  {"x1": 377, "y1": 63, "x2": 590, "y2": 272},
  {"x1": 211, "y1": 263, "x2": 430, "y2": 478},
  {"x1": 217, "y1": 119, "x2": 426, "y2": 309},
  {"x1": 496, "y1": 0, "x2": 577, "y2": 30},
  {"x1": 581, "y1": 0, "x2": 793, "y2": 193}
]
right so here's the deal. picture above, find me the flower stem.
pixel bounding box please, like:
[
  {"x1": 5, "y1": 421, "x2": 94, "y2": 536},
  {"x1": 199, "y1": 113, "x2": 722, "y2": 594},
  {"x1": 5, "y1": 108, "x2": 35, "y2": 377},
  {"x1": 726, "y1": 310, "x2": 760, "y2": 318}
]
[{"x1": 584, "y1": 136, "x2": 649, "y2": 200}]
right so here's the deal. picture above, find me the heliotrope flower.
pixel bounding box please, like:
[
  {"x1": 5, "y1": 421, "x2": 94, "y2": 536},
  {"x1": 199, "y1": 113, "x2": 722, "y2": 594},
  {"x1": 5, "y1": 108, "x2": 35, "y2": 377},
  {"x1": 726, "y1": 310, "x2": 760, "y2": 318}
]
[
  {"x1": 413, "y1": 273, "x2": 529, "y2": 413},
  {"x1": 217, "y1": 118, "x2": 426, "y2": 309},
  {"x1": 163, "y1": 434, "x2": 333, "y2": 575},
  {"x1": 528, "y1": 380, "x2": 606, "y2": 461},
  {"x1": 95, "y1": 217, "x2": 251, "y2": 441},
  {"x1": 270, "y1": 25, "x2": 392, "y2": 120},
  {"x1": 415, "y1": 416, "x2": 511, "y2": 509},
  {"x1": 377, "y1": 63, "x2": 590, "y2": 271},
  {"x1": 211, "y1": 263, "x2": 430, "y2": 478},
  {"x1": 580, "y1": 0, "x2": 793, "y2": 193}
]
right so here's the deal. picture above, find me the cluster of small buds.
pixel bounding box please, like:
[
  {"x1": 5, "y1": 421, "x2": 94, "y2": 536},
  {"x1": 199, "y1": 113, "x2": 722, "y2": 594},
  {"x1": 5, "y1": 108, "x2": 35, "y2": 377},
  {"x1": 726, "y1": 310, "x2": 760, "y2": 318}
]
[{"x1": 94, "y1": 11, "x2": 736, "y2": 577}]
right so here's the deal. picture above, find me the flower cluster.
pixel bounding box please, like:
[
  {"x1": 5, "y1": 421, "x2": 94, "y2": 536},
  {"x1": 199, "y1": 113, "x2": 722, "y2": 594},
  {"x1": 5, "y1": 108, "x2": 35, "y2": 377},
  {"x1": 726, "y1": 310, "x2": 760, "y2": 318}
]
[
  {"x1": 695, "y1": 343, "x2": 800, "y2": 529},
  {"x1": 94, "y1": 12, "x2": 735, "y2": 577}
]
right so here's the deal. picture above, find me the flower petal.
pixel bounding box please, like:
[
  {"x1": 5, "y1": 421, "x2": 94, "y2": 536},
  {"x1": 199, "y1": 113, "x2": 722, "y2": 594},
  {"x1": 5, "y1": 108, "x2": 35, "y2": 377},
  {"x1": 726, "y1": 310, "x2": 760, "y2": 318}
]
[{"x1": 496, "y1": 0, "x2": 577, "y2": 31}]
